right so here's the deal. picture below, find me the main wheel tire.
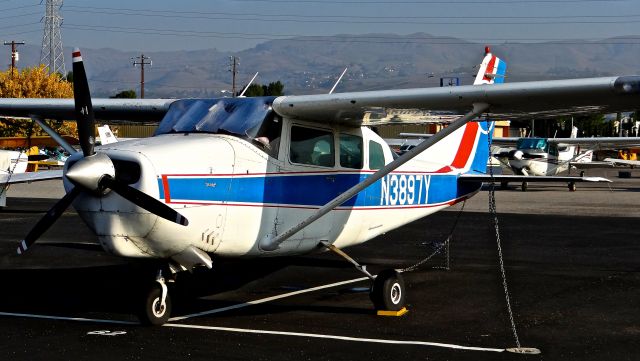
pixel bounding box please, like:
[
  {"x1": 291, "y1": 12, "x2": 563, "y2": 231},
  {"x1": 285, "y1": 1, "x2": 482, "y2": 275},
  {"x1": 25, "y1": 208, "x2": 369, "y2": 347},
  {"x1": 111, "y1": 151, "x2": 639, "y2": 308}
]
[
  {"x1": 370, "y1": 269, "x2": 406, "y2": 311},
  {"x1": 140, "y1": 285, "x2": 172, "y2": 326}
]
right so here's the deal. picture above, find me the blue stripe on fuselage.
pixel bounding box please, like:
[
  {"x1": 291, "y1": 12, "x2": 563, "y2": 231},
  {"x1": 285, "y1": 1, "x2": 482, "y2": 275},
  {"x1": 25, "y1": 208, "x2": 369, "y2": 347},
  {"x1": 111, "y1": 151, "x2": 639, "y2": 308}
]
[{"x1": 157, "y1": 172, "x2": 481, "y2": 208}]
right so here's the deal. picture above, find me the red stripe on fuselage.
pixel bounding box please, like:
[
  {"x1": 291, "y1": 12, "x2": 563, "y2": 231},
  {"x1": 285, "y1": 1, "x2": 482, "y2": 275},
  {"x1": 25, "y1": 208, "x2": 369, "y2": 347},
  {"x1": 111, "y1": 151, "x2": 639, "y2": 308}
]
[
  {"x1": 161, "y1": 175, "x2": 171, "y2": 203},
  {"x1": 450, "y1": 122, "x2": 479, "y2": 169}
]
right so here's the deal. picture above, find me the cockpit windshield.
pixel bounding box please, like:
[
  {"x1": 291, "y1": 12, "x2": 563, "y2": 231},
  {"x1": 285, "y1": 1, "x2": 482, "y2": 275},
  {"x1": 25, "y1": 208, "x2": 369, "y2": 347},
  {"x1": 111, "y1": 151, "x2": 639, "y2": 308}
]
[
  {"x1": 154, "y1": 97, "x2": 276, "y2": 138},
  {"x1": 516, "y1": 138, "x2": 548, "y2": 152}
]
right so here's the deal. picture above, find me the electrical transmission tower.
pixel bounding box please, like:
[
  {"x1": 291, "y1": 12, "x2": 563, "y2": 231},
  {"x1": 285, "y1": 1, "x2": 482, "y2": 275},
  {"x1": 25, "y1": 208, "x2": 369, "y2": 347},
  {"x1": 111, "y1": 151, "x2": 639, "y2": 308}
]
[{"x1": 40, "y1": 0, "x2": 66, "y2": 75}]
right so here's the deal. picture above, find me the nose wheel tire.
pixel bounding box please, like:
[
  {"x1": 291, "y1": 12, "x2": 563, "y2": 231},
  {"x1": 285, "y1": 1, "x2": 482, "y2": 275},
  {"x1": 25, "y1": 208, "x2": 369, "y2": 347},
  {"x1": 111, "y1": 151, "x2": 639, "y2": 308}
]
[
  {"x1": 140, "y1": 284, "x2": 172, "y2": 326},
  {"x1": 370, "y1": 269, "x2": 406, "y2": 311}
]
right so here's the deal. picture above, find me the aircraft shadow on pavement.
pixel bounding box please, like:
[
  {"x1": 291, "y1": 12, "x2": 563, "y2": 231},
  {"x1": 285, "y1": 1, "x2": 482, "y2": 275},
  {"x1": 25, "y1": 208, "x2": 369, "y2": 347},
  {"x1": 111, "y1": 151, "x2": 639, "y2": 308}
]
[{"x1": 0, "y1": 255, "x2": 380, "y2": 319}]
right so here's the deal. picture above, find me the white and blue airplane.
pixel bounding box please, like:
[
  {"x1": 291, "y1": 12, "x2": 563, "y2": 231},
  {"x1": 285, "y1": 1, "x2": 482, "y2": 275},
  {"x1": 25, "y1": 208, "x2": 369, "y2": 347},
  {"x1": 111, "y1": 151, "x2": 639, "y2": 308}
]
[{"x1": 0, "y1": 48, "x2": 638, "y2": 325}]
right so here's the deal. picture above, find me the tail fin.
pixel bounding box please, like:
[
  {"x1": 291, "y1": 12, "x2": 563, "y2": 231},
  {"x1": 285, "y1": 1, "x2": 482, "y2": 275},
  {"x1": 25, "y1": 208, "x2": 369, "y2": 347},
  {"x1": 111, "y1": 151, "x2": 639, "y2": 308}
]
[
  {"x1": 473, "y1": 46, "x2": 507, "y2": 85},
  {"x1": 570, "y1": 126, "x2": 578, "y2": 138},
  {"x1": 416, "y1": 47, "x2": 505, "y2": 173}
]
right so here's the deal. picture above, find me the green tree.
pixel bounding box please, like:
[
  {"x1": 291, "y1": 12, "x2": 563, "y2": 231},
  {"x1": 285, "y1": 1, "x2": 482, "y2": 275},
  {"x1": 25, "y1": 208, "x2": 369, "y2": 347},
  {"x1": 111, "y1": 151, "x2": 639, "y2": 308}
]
[
  {"x1": 573, "y1": 114, "x2": 607, "y2": 137},
  {"x1": 242, "y1": 84, "x2": 264, "y2": 97},
  {"x1": 239, "y1": 81, "x2": 285, "y2": 97},
  {"x1": 265, "y1": 81, "x2": 284, "y2": 96},
  {"x1": 111, "y1": 89, "x2": 137, "y2": 99}
]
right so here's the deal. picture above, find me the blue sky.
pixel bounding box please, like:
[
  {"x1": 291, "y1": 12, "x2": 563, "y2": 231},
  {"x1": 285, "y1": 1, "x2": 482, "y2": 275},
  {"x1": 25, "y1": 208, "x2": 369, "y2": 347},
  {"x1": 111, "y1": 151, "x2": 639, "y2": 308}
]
[{"x1": 1, "y1": 0, "x2": 639, "y2": 52}]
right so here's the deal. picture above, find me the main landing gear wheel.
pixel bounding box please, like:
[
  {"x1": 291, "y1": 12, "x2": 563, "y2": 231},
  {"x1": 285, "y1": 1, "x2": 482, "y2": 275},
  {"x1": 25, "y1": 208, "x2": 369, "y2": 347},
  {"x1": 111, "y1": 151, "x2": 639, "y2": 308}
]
[
  {"x1": 140, "y1": 274, "x2": 172, "y2": 326},
  {"x1": 370, "y1": 269, "x2": 406, "y2": 311}
]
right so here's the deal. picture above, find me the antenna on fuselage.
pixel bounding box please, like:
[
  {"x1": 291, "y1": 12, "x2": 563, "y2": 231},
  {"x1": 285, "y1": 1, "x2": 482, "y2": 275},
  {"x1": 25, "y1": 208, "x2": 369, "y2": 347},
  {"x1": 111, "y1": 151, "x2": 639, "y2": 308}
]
[
  {"x1": 329, "y1": 67, "x2": 348, "y2": 94},
  {"x1": 238, "y1": 72, "x2": 259, "y2": 97}
]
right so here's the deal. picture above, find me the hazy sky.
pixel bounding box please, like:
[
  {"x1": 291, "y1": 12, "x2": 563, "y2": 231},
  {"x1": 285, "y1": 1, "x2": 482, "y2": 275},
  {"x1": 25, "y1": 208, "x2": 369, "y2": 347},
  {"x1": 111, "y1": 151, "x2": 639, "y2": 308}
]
[{"x1": 2, "y1": 0, "x2": 639, "y2": 52}]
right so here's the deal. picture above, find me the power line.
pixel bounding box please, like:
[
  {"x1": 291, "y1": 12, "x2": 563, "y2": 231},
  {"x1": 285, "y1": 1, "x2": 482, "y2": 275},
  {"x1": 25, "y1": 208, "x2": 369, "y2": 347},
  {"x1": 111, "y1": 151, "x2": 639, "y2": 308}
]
[
  {"x1": 228, "y1": 0, "x2": 627, "y2": 3},
  {"x1": 0, "y1": 4, "x2": 41, "y2": 12},
  {"x1": 61, "y1": 24, "x2": 640, "y2": 45},
  {"x1": 63, "y1": 5, "x2": 640, "y2": 20},
  {"x1": 60, "y1": 8, "x2": 640, "y2": 25}
]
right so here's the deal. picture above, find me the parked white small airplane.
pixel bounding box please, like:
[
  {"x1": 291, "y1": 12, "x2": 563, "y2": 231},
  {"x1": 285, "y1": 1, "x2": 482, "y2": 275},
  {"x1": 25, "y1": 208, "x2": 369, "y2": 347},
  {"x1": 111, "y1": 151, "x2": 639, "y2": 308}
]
[
  {"x1": 493, "y1": 128, "x2": 640, "y2": 190},
  {"x1": 0, "y1": 150, "x2": 63, "y2": 208},
  {"x1": 0, "y1": 48, "x2": 638, "y2": 325}
]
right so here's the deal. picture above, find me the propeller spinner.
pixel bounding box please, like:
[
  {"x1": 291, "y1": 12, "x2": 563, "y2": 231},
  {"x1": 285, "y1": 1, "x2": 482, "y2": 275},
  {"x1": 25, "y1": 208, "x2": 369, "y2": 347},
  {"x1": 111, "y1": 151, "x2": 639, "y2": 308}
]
[{"x1": 17, "y1": 49, "x2": 188, "y2": 255}]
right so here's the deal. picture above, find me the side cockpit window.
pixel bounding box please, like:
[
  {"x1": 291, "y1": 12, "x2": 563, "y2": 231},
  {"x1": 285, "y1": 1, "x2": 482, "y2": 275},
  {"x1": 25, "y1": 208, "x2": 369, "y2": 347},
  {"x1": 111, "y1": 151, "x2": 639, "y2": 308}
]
[
  {"x1": 290, "y1": 126, "x2": 335, "y2": 167},
  {"x1": 339, "y1": 133, "x2": 363, "y2": 169},
  {"x1": 369, "y1": 141, "x2": 386, "y2": 170},
  {"x1": 252, "y1": 114, "x2": 283, "y2": 158}
]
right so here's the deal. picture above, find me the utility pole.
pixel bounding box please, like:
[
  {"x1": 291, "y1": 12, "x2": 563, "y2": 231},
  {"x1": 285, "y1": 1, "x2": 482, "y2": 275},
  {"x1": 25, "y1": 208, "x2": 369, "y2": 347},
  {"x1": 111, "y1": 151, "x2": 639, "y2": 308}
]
[
  {"x1": 4, "y1": 41, "x2": 25, "y2": 77},
  {"x1": 132, "y1": 54, "x2": 152, "y2": 99},
  {"x1": 229, "y1": 56, "x2": 239, "y2": 97}
]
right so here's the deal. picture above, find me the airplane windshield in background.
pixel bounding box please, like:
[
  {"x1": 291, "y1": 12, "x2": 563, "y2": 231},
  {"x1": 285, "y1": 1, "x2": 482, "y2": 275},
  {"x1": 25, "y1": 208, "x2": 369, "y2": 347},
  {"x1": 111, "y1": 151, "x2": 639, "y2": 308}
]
[
  {"x1": 155, "y1": 97, "x2": 276, "y2": 138},
  {"x1": 516, "y1": 138, "x2": 548, "y2": 151}
]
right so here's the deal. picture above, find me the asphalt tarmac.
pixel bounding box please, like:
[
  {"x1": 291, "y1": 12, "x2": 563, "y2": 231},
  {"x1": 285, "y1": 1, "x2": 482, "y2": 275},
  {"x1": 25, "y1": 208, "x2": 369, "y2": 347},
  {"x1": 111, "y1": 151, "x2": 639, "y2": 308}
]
[{"x1": 0, "y1": 168, "x2": 638, "y2": 361}]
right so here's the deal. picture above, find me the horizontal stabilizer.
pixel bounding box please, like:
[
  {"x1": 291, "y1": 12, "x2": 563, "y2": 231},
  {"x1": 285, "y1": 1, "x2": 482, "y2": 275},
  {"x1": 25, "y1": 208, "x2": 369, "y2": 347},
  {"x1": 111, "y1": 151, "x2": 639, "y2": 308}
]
[{"x1": 458, "y1": 174, "x2": 610, "y2": 183}]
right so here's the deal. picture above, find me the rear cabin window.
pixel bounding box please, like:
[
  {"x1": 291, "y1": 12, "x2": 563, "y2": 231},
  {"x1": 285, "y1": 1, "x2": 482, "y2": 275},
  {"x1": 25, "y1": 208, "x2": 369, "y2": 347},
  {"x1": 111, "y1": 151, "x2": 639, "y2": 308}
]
[
  {"x1": 290, "y1": 126, "x2": 335, "y2": 167},
  {"x1": 339, "y1": 133, "x2": 363, "y2": 169},
  {"x1": 369, "y1": 141, "x2": 386, "y2": 170}
]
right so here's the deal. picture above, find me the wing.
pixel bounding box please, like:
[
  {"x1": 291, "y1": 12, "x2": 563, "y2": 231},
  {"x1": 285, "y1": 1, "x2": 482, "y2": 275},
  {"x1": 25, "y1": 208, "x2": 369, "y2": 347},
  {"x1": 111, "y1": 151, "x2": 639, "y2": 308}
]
[
  {"x1": 603, "y1": 158, "x2": 640, "y2": 167},
  {"x1": 0, "y1": 170, "x2": 63, "y2": 184},
  {"x1": 458, "y1": 174, "x2": 610, "y2": 183},
  {"x1": 0, "y1": 98, "x2": 176, "y2": 122},
  {"x1": 272, "y1": 76, "x2": 640, "y2": 125},
  {"x1": 546, "y1": 137, "x2": 640, "y2": 148},
  {"x1": 1, "y1": 77, "x2": 638, "y2": 126}
]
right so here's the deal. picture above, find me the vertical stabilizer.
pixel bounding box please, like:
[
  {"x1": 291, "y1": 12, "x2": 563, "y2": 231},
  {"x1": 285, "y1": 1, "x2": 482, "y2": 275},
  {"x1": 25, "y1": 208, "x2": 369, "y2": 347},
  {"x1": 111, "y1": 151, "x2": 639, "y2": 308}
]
[{"x1": 473, "y1": 46, "x2": 507, "y2": 85}]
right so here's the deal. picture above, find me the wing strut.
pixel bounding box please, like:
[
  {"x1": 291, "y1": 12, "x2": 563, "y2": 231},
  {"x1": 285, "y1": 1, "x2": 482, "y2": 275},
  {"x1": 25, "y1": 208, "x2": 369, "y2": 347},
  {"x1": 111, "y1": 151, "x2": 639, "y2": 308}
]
[
  {"x1": 259, "y1": 102, "x2": 490, "y2": 251},
  {"x1": 31, "y1": 116, "x2": 78, "y2": 155}
]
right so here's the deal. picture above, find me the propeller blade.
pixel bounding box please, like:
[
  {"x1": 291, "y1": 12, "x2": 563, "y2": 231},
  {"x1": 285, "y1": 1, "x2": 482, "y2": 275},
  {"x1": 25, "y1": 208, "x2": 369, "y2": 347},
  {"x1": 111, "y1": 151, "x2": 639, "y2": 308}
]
[
  {"x1": 17, "y1": 187, "x2": 82, "y2": 255},
  {"x1": 100, "y1": 176, "x2": 189, "y2": 226},
  {"x1": 72, "y1": 48, "x2": 96, "y2": 157}
]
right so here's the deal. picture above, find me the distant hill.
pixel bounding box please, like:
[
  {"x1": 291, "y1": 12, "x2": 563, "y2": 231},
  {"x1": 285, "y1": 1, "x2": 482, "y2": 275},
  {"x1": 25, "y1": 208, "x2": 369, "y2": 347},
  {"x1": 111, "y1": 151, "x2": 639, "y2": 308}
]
[{"x1": 5, "y1": 33, "x2": 639, "y2": 98}]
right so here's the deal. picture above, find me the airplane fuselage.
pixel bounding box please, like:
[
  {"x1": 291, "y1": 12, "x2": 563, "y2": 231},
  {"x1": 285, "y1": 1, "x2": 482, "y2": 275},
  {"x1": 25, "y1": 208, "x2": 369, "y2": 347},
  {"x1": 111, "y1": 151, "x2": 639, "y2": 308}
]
[
  {"x1": 507, "y1": 139, "x2": 576, "y2": 176},
  {"x1": 64, "y1": 118, "x2": 483, "y2": 264}
]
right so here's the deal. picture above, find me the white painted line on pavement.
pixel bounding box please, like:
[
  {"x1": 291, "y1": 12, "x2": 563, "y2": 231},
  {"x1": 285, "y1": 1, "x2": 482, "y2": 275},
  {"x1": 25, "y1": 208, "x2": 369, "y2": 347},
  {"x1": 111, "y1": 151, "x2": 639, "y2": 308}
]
[
  {"x1": 169, "y1": 276, "x2": 370, "y2": 321},
  {"x1": 0, "y1": 311, "x2": 138, "y2": 325},
  {"x1": 164, "y1": 323, "x2": 505, "y2": 353}
]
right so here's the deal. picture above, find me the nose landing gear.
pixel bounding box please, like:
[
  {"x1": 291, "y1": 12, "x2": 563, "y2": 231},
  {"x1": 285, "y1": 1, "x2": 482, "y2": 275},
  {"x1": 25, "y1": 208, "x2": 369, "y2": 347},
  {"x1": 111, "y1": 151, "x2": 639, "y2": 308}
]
[{"x1": 140, "y1": 270, "x2": 173, "y2": 326}]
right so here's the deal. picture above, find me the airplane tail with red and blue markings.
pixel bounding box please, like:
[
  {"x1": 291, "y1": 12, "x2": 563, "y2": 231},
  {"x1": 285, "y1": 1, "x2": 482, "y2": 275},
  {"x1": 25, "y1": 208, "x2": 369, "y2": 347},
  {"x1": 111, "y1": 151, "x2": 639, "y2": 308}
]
[
  {"x1": 413, "y1": 48, "x2": 505, "y2": 175},
  {"x1": 473, "y1": 46, "x2": 507, "y2": 85}
]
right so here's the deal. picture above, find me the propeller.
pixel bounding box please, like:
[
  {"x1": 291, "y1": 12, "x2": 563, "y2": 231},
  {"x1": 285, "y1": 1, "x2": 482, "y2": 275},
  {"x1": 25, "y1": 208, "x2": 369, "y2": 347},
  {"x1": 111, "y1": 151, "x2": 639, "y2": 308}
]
[
  {"x1": 17, "y1": 49, "x2": 188, "y2": 255},
  {"x1": 72, "y1": 48, "x2": 95, "y2": 157},
  {"x1": 17, "y1": 187, "x2": 81, "y2": 254}
]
